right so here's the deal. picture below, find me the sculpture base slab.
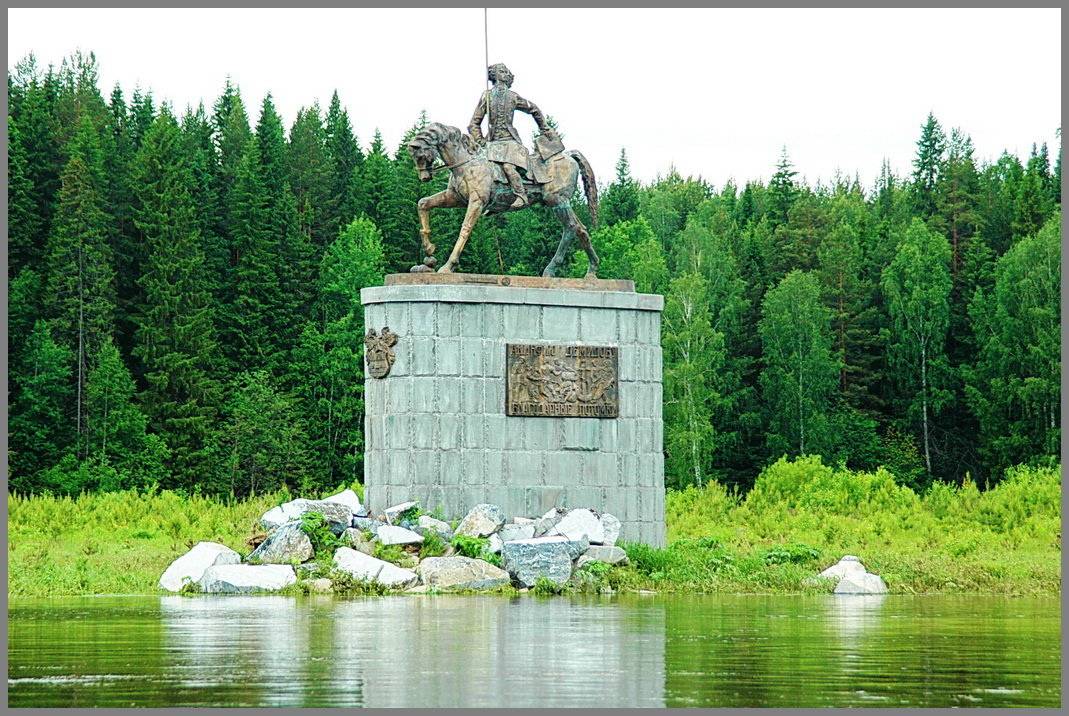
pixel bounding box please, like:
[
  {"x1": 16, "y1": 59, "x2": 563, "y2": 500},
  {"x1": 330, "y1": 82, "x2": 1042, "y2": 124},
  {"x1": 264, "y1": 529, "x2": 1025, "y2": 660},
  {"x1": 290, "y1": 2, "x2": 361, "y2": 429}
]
[
  {"x1": 385, "y1": 272, "x2": 635, "y2": 292},
  {"x1": 361, "y1": 281, "x2": 665, "y2": 546}
]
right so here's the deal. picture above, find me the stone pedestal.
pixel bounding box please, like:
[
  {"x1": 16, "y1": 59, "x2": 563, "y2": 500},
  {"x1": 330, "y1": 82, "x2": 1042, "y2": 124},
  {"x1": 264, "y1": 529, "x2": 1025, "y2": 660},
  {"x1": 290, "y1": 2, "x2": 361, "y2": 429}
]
[{"x1": 361, "y1": 274, "x2": 665, "y2": 546}]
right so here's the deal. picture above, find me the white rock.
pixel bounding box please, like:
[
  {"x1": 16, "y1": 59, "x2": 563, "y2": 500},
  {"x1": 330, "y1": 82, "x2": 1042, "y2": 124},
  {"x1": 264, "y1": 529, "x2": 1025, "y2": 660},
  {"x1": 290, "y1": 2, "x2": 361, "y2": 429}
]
[
  {"x1": 416, "y1": 556, "x2": 510, "y2": 590},
  {"x1": 817, "y1": 555, "x2": 868, "y2": 581},
  {"x1": 550, "y1": 508, "x2": 605, "y2": 544},
  {"x1": 834, "y1": 572, "x2": 889, "y2": 595},
  {"x1": 487, "y1": 533, "x2": 504, "y2": 554},
  {"x1": 159, "y1": 542, "x2": 241, "y2": 592},
  {"x1": 322, "y1": 489, "x2": 365, "y2": 515},
  {"x1": 499, "y1": 523, "x2": 535, "y2": 542},
  {"x1": 383, "y1": 501, "x2": 419, "y2": 524},
  {"x1": 533, "y1": 507, "x2": 566, "y2": 537},
  {"x1": 577, "y1": 545, "x2": 629, "y2": 567},
  {"x1": 416, "y1": 515, "x2": 453, "y2": 539},
  {"x1": 332, "y1": 547, "x2": 418, "y2": 588},
  {"x1": 455, "y1": 503, "x2": 506, "y2": 538},
  {"x1": 599, "y1": 513, "x2": 622, "y2": 546},
  {"x1": 376, "y1": 524, "x2": 424, "y2": 546},
  {"x1": 512, "y1": 517, "x2": 535, "y2": 526},
  {"x1": 260, "y1": 498, "x2": 352, "y2": 532},
  {"x1": 304, "y1": 578, "x2": 333, "y2": 593},
  {"x1": 247, "y1": 522, "x2": 314, "y2": 564},
  {"x1": 352, "y1": 516, "x2": 386, "y2": 532},
  {"x1": 198, "y1": 564, "x2": 297, "y2": 593}
]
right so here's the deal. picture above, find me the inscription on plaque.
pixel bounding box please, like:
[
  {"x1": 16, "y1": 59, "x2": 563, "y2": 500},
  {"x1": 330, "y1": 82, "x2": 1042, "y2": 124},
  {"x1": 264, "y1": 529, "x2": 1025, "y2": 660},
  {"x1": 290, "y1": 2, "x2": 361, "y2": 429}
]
[{"x1": 506, "y1": 344, "x2": 619, "y2": 418}]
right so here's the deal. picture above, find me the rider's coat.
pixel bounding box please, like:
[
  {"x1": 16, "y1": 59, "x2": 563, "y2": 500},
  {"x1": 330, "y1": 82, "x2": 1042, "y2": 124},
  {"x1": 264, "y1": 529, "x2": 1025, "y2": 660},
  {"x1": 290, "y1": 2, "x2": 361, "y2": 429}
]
[{"x1": 468, "y1": 86, "x2": 546, "y2": 169}]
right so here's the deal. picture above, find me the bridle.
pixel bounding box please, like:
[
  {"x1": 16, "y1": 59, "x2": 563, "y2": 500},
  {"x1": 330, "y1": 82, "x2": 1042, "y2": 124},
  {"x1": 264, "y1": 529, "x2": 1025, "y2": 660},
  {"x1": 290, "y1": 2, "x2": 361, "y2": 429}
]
[{"x1": 429, "y1": 157, "x2": 472, "y2": 175}]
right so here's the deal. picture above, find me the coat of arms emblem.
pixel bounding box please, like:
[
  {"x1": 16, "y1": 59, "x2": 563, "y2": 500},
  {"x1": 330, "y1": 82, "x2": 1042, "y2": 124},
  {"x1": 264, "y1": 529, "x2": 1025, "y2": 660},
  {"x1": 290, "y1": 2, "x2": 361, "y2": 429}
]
[{"x1": 364, "y1": 327, "x2": 399, "y2": 379}]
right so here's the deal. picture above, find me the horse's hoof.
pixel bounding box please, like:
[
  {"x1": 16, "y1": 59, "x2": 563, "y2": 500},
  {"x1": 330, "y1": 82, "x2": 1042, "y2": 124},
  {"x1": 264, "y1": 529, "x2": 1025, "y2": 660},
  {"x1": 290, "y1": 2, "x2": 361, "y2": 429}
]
[
  {"x1": 437, "y1": 265, "x2": 454, "y2": 274},
  {"x1": 584, "y1": 272, "x2": 598, "y2": 280}
]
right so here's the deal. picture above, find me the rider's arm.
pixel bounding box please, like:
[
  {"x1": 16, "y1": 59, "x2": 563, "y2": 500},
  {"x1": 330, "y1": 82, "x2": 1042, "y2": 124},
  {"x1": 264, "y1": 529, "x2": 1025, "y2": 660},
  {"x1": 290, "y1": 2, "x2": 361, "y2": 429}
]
[
  {"x1": 467, "y1": 92, "x2": 488, "y2": 144},
  {"x1": 515, "y1": 94, "x2": 548, "y2": 133}
]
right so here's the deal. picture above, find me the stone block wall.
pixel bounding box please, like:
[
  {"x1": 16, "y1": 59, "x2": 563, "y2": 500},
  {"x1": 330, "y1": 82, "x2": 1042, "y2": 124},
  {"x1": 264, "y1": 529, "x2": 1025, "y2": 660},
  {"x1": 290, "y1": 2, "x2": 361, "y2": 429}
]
[{"x1": 361, "y1": 282, "x2": 665, "y2": 545}]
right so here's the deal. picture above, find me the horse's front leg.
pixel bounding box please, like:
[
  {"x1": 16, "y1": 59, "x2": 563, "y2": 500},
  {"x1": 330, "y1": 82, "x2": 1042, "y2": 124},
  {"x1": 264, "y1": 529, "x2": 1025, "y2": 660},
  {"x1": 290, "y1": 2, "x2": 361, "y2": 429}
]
[
  {"x1": 417, "y1": 189, "x2": 464, "y2": 259},
  {"x1": 439, "y1": 196, "x2": 484, "y2": 273}
]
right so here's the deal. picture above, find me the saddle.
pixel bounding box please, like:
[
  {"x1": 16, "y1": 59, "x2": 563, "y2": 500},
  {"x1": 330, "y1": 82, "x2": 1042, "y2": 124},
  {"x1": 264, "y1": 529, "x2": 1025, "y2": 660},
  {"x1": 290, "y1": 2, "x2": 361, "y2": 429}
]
[{"x1": 487, "y1": 131, "x2": 564, "y2": 186}]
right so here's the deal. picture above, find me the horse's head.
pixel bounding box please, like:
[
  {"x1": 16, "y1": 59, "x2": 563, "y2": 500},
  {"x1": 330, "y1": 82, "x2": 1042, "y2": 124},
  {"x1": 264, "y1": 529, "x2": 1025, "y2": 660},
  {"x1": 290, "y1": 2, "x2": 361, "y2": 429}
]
[
  {"x1": 406, "y1": 122, "x2": 471, "y2": 182},
  {"x1": 406, "y1": 134, "x2": 437, "y2": 183}
]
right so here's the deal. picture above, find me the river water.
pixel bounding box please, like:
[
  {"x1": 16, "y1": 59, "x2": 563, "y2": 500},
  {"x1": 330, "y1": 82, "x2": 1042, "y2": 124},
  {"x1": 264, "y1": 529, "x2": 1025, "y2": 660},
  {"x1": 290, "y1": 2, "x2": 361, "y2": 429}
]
[{"x1": 7, "y1": 594, "x2": 1060, "y2": 707}]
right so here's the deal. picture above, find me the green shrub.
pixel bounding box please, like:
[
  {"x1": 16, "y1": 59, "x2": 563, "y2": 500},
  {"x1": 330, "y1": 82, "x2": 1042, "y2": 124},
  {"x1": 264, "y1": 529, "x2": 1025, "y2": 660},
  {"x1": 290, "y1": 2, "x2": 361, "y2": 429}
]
[
  {"x1": 760, "y1": 543, "x2": 821, "y2": 565},
  {"x1": 418, "y1": 530, "x2": 448, "y2": 559},
  {"x1": 450, "y1": 534, "x2": 500, "y2": 566},
  {"x1": 299, "y1": 511, "x2": 342, "y2": 556}
]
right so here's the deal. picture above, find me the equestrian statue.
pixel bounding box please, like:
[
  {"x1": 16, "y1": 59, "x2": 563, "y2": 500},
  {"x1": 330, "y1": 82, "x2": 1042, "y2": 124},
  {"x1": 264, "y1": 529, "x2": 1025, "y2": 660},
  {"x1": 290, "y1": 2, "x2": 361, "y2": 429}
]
[{"x1": 406, "y1": 63, "x2": 600, "y2": 278}]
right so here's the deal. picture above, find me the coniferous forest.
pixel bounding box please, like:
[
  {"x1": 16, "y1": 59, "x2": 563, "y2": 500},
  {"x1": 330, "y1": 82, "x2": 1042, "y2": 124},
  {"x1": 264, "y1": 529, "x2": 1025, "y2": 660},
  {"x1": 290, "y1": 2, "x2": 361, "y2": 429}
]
[{"x1": 7, "y1": 52, "x2": 1061, "y2": 498}]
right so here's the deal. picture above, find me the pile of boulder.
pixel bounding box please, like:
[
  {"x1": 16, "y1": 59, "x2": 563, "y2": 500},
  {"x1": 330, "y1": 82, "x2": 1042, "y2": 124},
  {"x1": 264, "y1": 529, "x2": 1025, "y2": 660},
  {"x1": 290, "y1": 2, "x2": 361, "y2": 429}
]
[{"x1": 159, "y1": 489, "x2": 628, "y2": 594}]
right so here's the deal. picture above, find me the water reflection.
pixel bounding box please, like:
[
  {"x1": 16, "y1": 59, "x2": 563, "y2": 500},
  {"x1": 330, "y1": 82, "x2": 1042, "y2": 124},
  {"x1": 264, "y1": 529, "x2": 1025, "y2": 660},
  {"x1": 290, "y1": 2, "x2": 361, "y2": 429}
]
[
  {"x1": 159, "y1": 595, "x2": 666, "y2": 708},
  {"x1": 9, "y1": 594, "x2": 1058, "y2": 708}
]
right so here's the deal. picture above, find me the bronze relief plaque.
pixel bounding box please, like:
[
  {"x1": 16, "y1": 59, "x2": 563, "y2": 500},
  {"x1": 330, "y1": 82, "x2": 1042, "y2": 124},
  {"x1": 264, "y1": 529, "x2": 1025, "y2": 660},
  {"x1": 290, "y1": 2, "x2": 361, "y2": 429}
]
[{"x1": 506, "y1": 344, "x2": 619, "y2": 418}]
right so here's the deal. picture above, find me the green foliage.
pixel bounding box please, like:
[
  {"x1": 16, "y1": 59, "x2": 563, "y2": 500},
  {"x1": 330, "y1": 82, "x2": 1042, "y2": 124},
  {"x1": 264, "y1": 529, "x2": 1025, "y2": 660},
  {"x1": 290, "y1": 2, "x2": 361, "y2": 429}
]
[
  {"x1": 760, "y1": 543, "x2": 821, "y2": 565},
  {"x1": 964, "y1": 213, "x2": 1060, "y2": 474},
  {"x1": 7, "y1": 487, "x2": 287, "y2": 596},
  {"x1": 207, "y1": 370, "x2": 311, "y2": 496},
  {"x1": 579, "y1": 559, "x2": 613, "y2": 576},
  {"x1": 418, "y1": 530, "x2": 448, "y2": 560},
  {"x1": 299, "y1": 511, "x2": 342, "y2": 556},
  {"x1": 450, "y1": 534, "x2": 500, "y2": 566},
  {"x1": 371, "y1": 542, "x2": 408, "y2": 566},
  {"x1": 530, "y1": 576, "x2": 566, "y2": 596},
  {"x1": 759, "y1": 271, "x2": 840, "y2": 457},
  {"x1": 663, "y1": 273, "x2": 724, "y2": 488}
]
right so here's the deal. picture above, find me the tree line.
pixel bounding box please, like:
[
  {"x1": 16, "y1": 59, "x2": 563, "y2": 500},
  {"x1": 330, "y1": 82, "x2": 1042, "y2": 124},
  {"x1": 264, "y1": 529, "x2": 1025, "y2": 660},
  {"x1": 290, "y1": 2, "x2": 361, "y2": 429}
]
[{"x1": 7, "y1": 52, "x2": 1060, "y2": 497}]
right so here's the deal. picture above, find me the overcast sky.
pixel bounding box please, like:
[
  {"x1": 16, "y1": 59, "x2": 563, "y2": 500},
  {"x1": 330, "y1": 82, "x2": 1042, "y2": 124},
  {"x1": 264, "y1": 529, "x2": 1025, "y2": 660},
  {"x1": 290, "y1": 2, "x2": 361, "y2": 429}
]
[{"x1": 8, "y1": 7, "x2": 1062, "y2": 188}]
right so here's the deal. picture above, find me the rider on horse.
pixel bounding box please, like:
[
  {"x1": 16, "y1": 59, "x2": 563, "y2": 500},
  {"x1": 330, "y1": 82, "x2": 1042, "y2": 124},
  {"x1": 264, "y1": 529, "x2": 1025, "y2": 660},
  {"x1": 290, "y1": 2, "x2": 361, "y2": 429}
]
[{"x1": 468, "y1": 63, "x2": 548, "y2": 209}]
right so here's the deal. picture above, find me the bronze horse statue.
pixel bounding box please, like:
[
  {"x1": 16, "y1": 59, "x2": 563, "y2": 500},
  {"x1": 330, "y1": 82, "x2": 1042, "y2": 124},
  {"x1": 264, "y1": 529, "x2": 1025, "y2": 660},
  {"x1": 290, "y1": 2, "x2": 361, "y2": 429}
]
[{"x1": 406, "y1": 122, "x2": 600, "y2": 277}]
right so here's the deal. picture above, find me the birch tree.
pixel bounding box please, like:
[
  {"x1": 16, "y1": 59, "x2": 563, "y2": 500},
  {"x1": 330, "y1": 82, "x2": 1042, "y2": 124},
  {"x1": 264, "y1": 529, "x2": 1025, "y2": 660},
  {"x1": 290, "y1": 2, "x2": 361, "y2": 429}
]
[{"x1": 881, "y1": 218, "x2": 952, "y2": 477}]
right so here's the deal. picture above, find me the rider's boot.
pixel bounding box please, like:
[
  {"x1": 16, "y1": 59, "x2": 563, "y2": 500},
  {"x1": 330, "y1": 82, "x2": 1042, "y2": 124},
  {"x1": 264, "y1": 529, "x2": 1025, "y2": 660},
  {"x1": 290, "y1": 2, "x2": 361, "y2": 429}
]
[{"x1": 504, "y1": 165, "x2": 527, "y2": 208}]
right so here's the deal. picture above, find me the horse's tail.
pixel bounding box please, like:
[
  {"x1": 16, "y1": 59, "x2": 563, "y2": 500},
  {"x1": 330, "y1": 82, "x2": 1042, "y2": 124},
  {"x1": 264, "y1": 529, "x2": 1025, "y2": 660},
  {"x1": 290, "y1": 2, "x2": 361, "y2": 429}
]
[{"x1": 566, "y1": 149, "x2": 599, "y2": 229}]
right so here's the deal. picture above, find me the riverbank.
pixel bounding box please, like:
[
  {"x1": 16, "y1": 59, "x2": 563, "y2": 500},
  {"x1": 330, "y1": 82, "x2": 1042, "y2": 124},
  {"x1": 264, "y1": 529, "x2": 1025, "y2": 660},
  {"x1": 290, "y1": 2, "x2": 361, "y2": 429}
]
[{"x1": 7, "y1": 458, "x2": 1060, "y2": 597}]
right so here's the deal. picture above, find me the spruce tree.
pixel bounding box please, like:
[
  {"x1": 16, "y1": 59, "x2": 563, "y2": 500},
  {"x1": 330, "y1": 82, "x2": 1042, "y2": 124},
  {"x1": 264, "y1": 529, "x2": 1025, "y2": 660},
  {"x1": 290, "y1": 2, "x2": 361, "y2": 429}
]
[
  {"x1": 601, "y1": 148, "x2": 640, "y2": 226},
  {"x1": 255, "y1": 94, "x2": 313, "y2": 355},
  {"x1": 131, "y1": 109, "x2": 220, "y2": 487},
  {"x1": 768, "y1": 147, "x2": 798, "y2": 226},
  {"x1": 324, "y1": 90, "x2": 363, "y2": 235},
  {"x1": 8, "y1": 321, "x2": 75, "y2": 490},
  {"x1": 223, "y1": 143, "x2": 280, "y2": 371},
  {"x1": 43, "y1": 114, "x2": 117, "y2": 456},
  {"x1": 910, "y1": 112, "x2": 946, "y2": 217},
  {"x1": 85, "y1": 336, "x2": 170, "y2": 487},
  {"x1": 288, "y1": 103, "x2": 333, "y2": 252}
]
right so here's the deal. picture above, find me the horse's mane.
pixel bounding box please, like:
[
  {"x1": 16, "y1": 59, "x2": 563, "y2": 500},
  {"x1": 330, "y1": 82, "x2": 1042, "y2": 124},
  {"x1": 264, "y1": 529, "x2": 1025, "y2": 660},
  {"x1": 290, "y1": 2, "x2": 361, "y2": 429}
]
[{"x1": 410, "y1": 122, "x2": 477, "y2": 154}]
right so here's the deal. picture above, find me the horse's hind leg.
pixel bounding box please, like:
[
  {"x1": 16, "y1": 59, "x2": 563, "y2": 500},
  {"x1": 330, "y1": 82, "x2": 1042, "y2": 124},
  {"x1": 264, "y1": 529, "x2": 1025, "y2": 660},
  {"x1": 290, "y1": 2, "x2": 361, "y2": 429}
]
[
  {"x1": 543, "y1": 200, "x2": 599, "y2": 278},
  {"x1": 574, "y1": 214, "x2": 599, "y2": 278},
  {"x1": 543, "y1": 202, "x2": 576, "y2": 278}
]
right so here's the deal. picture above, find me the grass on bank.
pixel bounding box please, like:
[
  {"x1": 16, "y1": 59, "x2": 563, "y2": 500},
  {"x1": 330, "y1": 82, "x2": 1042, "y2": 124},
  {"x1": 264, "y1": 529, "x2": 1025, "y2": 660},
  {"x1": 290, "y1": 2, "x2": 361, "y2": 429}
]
[{"x1": 7, "y1": 458, "x2": 1061, "y2": 597}]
